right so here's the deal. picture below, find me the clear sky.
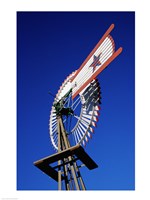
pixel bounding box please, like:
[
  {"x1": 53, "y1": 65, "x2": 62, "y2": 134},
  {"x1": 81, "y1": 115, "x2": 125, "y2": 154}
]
[{"x1": 17, "y1": 12, "x2": 135, "y2": 190}]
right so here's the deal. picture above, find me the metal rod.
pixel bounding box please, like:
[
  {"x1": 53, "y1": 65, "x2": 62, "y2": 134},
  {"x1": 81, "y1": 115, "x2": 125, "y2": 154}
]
[
  {"x1": 59, "y1": 117, "x2": 80, "y2": 190},
  {"x1": 57, "y1": 118, "x2": 62, "y2": 190},
  {"x1": 62, "y1": 158, "x2": 70, "y2": 190},
  {"x1": 60, "y1": 134, "x2": 71, "y2": 190},
  {"x1": 73, "y1": 161, "x2": 86, "y2": 190}
]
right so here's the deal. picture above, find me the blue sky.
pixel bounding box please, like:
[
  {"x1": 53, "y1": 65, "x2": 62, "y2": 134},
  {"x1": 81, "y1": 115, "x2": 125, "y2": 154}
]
[{"x1": 17, "y1": 12, "x2": 135, "y2": 190}]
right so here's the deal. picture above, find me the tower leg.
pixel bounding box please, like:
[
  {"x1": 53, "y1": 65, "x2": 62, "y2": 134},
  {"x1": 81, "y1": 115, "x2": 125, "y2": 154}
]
[
  {"x1": 73, "y1": 161, "x2": 86, "y2": 190},
  {"x1": 57, "y1": 119, "x2": 62, "y2": 190},
  {"x1": 62, "y1": 158, "x2": 70, "y2": 190},
  {"x1": 57, "y1": 116, "x2": 86, "y2": 190}
]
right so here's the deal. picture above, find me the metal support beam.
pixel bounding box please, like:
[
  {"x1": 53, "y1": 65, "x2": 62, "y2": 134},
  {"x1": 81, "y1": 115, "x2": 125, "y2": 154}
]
[
  {"x1": 57, "y1": 118, "x2": 62, "y2": 190},
  {"x1": 58, "y1": 116, "x2": 80, "y2": 190}
]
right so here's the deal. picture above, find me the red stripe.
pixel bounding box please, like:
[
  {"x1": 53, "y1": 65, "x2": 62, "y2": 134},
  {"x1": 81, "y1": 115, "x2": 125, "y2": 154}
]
[
  {"x1": 108, "y1": 34, "x2": 115, "y2": 52},
  {"x1": 72, "y1": 47, "x2": 123, "y2": 99}
]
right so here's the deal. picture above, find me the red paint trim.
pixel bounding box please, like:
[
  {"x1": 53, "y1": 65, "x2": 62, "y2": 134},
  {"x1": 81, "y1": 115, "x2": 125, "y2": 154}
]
[
  {"x1": 90, "y1": 127, "x2": 94, "y2": 133},
  {"x1": 71, "y1": 24, "x2": 115, "y2": 82},
  {"x1": 97, "y1": 112, "x2": 100, "y2": 116},
  {"x1": 108, "y1": 34, "x2": 115, "y2": 53},
  {"x1": 92, "y1": 121, "x2": 96, "y2": 127},
  {"x1": 97, "y1": 106, "x2": 101, "y2": 110},
  {"x1": 72, "y1": 47, "x2": 123, "y2": 99},
  {"x1": 92, "y1": 116, "x2": 99, "y2": 122}
]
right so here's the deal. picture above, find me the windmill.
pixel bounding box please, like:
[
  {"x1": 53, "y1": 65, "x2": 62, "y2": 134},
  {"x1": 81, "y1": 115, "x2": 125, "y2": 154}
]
[{"x1": 34, "y1": 24, "x2": 123, "y2": 190}]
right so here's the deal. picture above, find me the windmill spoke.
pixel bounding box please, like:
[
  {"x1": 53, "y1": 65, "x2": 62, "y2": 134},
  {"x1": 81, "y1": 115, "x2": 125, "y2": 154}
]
[
  {"x1": 71, "y1": 96, "x2": 80, "y2": 110},
  {"x1": 72, "y1": 99, "x2": 81, "y2": 111}
]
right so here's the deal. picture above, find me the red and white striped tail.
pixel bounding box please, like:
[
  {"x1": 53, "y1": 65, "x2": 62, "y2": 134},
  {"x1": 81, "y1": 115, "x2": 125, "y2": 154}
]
[{"x1": 71, "y1": 24, "x2": 123, "y2": 99}]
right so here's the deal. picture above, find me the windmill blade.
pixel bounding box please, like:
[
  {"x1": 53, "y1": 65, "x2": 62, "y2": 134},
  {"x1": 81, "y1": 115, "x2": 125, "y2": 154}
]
[
  {"x1": 78, "y1": 124, "x2": 89, "y2": 143},
  {"x1": 79, "y1": 122, "x2": 92, "y2": 140},
  {"x1": 75, "y1": 128, "x2": 80, "y2": 143},
  {"x1": 94, "y1": 105, "x2": 101, "y2": 111},
  {"x1": 76, "y1": 126, "x2": 84, "y2": 141},
  {"x1": 73, "y1": 130, "x2": 78, "y2": 144}
]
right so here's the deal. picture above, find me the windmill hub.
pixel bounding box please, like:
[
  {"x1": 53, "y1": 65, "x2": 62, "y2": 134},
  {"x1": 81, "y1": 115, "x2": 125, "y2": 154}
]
[
  {"x1": 53, "y1": 100, "x2": 74, "y2": 116},
  {"x1": 60, "y1": 107, "x2": 74, "y2": 116}
]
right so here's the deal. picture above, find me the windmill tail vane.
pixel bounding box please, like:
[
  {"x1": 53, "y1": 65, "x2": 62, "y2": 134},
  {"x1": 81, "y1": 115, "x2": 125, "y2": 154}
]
[
  {"x1": 34, "y1": 23, "x2": 123, "y2": 190},
  {"x1": 71, "y1": 23, "x2": 123, "y2": 99}
]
